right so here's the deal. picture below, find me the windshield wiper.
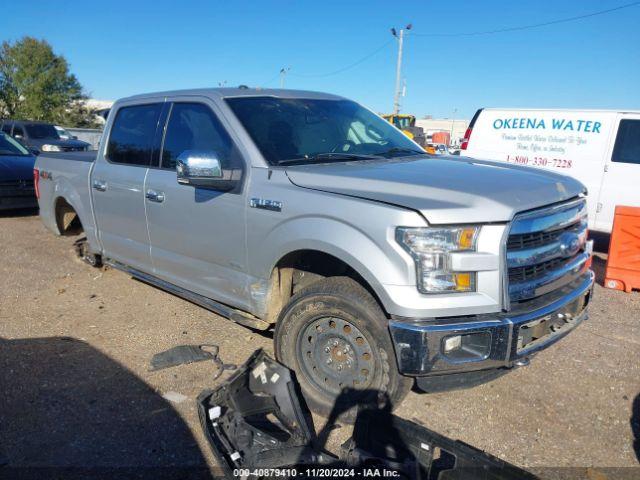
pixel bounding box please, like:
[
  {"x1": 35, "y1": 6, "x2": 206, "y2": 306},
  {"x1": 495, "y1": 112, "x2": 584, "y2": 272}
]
[
  {"x1": 376, "y1": 147, "x2": 426, "y2": 158},
  {"x1": 276, "y1": 152, "x2": 380, "y2": 166}
]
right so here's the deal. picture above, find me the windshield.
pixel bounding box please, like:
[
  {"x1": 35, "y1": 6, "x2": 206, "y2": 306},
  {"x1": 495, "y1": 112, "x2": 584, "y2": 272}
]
[
  {"x1": 25, "y1": 123, "x2": 60, "y2": 139},
  {"x1": 0, "y1": 133, "x2": 30, "y2": 156},
  {"x1": 226, "y1": 97, "x2": 423, "y2": 165}
]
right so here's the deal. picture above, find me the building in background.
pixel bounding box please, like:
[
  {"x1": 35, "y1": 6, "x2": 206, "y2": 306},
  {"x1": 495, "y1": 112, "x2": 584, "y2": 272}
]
[
  {"x1": 60, "y1": 99, "x2": 114, "y2": 149},
  {"x1": 84, "y1": 99, "x2": 114, "y2": 125},
  {"x1": 416, "y1": 117, "x2": 469, "y2": 146}
]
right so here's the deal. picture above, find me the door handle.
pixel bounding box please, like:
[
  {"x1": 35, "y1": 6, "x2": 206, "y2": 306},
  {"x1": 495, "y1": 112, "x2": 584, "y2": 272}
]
[
  {"x1": 145, "y1": 189, "x2": 165, "y2": 203},
  {"x1": 92, "y1": 180, "x2": 107, "y2": 192}
]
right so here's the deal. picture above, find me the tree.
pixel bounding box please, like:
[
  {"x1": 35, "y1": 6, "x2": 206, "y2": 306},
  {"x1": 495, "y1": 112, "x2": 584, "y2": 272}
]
[
  {"x1": 0, "y1": 37, "x2": 98, "y2": 127},
  {"x1": 60, "y1": 101, "x2": 101, "y2": 128}
]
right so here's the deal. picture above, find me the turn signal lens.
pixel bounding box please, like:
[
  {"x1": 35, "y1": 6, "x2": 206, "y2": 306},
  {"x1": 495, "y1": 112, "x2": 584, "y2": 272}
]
[
  {"x1": 458, "y1": 228, "x2": 477, "y2": 250},
  {"x1": 454, "y1": 272, "x2": 473, "y2": 291},
  {"x1": 33, "y1": 168, "x2": 40, "y2": 199}
]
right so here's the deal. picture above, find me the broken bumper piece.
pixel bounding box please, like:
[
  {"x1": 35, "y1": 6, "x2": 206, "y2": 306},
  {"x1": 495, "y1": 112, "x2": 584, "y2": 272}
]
[
  {"x1": 197, "y1": 349, "x2": 536, "y2": 479},
  {"x1": 197, "y1": 349, "x2": 335, "y2": 477},
  {"x1": 343, "y1": 409, "x2": 537, "y2": 480}
]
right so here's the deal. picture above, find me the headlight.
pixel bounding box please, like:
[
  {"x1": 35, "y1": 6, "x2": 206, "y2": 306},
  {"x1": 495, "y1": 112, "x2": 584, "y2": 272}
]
[
  {"x1": 42, "y1": 144, "x2": 62, "y2": 152},
  {"x1": 396, "y1": 226, "x2": 479, "y2": 293}
]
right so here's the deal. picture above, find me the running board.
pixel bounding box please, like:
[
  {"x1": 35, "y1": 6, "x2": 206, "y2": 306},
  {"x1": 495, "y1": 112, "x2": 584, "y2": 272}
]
[{"x1": 105, "y1": 260, "x2": 271, "y2": 331}]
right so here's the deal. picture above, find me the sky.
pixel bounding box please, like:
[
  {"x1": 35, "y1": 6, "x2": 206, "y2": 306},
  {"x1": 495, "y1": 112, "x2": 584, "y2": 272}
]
[{"x1": 1, "y1": 0, "x2": 639, "y2": 119}]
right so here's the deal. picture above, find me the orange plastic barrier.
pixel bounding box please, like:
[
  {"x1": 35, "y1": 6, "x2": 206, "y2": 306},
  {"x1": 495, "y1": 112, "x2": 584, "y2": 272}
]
[{"x1": 604, "y1": 206, "x2": 640, "y2": 292}]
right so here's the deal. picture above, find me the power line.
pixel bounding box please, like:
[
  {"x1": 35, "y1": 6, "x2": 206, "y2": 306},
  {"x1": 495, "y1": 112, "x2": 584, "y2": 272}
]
[
  {"x1": 260, "y1": 71, "x2": 282, "y2": 87},
  {"x1": 289, "y1": 39, "x2": 393, "y2": 78},
  {"x1": 259, "y1": 1, "x2": 638, "y2": 84},
  {"x1": 411, "y1": 1, "x2": 640, "y2": 37}
]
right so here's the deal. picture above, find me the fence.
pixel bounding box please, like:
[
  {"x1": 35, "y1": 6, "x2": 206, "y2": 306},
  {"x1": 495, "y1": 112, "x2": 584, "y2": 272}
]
[{"x1": 65, "y1": 128, "x2": 103, "y2": 150}]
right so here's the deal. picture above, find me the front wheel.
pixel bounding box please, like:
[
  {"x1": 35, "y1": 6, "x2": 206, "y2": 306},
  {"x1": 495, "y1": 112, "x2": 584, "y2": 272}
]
[{"x1": 274, "y1": 276, "x2": 411, "y2": 421}]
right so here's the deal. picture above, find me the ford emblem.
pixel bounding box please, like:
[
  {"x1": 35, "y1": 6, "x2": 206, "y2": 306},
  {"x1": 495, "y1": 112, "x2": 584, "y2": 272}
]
[{"x1": 558, "y1": 231, "x2": 581, "y2": 257}]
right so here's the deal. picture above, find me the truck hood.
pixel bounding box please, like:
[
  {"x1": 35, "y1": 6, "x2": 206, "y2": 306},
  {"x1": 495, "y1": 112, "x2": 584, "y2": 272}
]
[
  {"x1": 285, "y1": 156, "x2": 585, "y2": 224},
  {"x1": 0, "y1": 154, "x2": 35, "y2": 182}
]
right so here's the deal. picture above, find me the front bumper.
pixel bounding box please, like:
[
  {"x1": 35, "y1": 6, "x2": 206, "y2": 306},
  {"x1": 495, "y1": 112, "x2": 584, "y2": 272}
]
[
  {"x1": 389, "y1": 271, "x2": 594, "y2": 377},
  {"x1": 0, "y1": 194, "x2": 38, "y2": 211}
]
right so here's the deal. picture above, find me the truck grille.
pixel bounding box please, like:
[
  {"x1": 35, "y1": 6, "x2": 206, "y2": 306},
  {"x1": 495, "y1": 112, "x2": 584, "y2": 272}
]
[
  {"x1": 507, "y1": 230, "x2": 560, "y2": 250},
  {"x1": 509, "y1": 256, "x2": 571, "y2": 283},
  {"x1": 61, "y1": 146, "x2": 86, "y2": 152},
  {"x1": 506, "y1": 199, "x2": 590, "y2": 304},
  {"x1": 507, "y1": 219, "x2": 583, "y2": 250}
]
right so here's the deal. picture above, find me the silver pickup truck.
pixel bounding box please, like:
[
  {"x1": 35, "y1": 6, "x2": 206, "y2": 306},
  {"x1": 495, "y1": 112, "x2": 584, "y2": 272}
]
[{"x1": 35, "y1": 88, "x2": 594, "y2": 417}]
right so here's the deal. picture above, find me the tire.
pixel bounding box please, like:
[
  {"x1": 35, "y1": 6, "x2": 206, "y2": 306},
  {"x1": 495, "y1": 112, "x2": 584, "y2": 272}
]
[{"x1": 274, "y1": 276, "x2": 411, "y2": 422}]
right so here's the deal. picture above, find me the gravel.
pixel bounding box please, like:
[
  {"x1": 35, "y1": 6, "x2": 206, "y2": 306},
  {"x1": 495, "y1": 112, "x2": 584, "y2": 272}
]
[{"x1": 0, "y1": 212, "x2": 638, "y2": 476}]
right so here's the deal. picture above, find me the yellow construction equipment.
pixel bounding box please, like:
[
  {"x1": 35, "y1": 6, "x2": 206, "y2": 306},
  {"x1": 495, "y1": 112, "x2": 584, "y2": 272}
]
[{"x1": 382, "y1": 114, "x2": 426, "y2": 147}]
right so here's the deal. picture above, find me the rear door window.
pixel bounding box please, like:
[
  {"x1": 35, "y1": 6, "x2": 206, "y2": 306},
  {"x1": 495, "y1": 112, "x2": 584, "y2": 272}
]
[
  {"x1": 107, "y1": 104, "x2": 163, "y2": 166},
  {"x1": 612, "y1": 119, "x2": 640, "y2": 165},
  {"x1": 161, "y1": 102, "x2": 240, "y2": 170},
  {"x1": 24, "y1": 123, "x2": 59, "y2": 139}
]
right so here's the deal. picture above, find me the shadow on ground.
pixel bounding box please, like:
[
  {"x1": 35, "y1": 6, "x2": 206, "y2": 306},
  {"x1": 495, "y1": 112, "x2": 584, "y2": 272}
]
[
  {"x1": 633, "y1": 393, "x2": 640, "y2": 463},
  {"x1": 591, "y1": 255, "x2": 607, "y2": 286},
  {"x1": 588, "y1": 231, "x2": 611, "y2": 287},
  {"x1": 0, "y1": 336, "x2": 213, "y2": 479},
  {"x1": 589, "y1": 231, "x2": 610, "y2": 254}
]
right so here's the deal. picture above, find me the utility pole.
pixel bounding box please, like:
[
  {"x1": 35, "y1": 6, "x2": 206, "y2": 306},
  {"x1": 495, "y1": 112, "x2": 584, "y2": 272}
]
[
  {"x1": 279, "y1": 67, "x2": 290, "y2": 88},
  {"x1": 450, "y1": 108, "x2": 457, "y2": 140},
  {"x1": 391, "y1": 24, "x2": 411, "y2": 114}
]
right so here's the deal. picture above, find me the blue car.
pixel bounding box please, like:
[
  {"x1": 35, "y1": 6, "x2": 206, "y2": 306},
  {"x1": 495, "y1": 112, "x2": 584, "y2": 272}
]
[
  {"x1": 0, "y1": 132, "x2": 37, "y2": 210},
  {"x1": 1, "y1": 120, "x2": 90, "y2": 154}
]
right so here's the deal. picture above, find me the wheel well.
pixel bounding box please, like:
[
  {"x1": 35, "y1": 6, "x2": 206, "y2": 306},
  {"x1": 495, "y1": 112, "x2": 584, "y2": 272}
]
[
  {"x1": 54, "y1": 197, "x2": 83, "y2": 236},
  {"x1": 262, "y1": 249, "x2": 385, "y2": 324}
]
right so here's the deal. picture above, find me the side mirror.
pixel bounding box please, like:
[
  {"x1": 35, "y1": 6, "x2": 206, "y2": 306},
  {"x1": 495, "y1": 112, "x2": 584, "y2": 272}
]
[
  {"x1": 14, "y1": 134, "x2": 23, "y2": 140},
  {"x1": 176, "y1": 150, "x2": 240, "y2": 191},
  {"x1": 71, "y1": 135, "x2": 78, "y2": 140}
]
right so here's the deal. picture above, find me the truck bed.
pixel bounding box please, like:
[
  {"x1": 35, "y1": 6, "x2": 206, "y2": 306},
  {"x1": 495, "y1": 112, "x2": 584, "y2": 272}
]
[
  {"x1": 35, "y1": 150, "x2": 98, "y2": 247},
  {"x1": 37, "y1": 151, "x2": 97, "y2": 163}
]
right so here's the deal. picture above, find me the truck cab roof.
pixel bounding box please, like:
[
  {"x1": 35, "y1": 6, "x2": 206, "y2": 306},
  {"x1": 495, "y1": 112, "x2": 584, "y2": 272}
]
[{"x1": 118, "y1": 87, "x2": 346, "y2": 103}]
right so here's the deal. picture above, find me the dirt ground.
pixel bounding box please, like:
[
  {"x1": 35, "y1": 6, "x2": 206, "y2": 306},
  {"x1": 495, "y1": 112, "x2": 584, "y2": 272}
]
[{"x1": 1, "y1": 211, "x2": 639, "y2": 477}]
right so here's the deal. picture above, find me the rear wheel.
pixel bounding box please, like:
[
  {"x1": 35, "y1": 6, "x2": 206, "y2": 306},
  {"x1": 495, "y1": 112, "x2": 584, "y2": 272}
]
[{"x1": 274, "y1": 276, "x2": 411, "y2": 421}]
